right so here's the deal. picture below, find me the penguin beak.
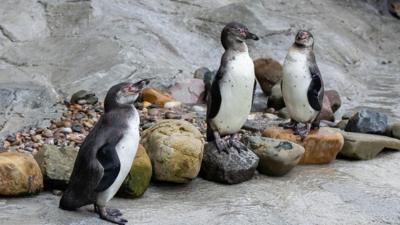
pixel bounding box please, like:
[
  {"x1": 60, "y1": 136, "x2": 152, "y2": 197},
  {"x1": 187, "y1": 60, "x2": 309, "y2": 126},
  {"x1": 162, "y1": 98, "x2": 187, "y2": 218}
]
[
  {"x1": 246, "y1": 32, "x2": 259, "y2": 41},
  {"x1": 133, "y1": 78, "x2": 151, "y2": 90}
]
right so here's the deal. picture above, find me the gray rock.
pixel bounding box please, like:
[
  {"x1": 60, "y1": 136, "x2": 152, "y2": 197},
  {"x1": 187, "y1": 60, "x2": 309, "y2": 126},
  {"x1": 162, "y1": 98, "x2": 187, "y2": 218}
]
[
  {"x1": 70, "y1": 90, "x2": 98, "y2": 105},
  {"x1": 339, "y1": 131, "x2": 400, "y2": 160},
  {"x1": 194, "y1": 67, "x2": 210, "y2": 80},
  {"x1": 345, "y1": 109, "x2": 388, "y2": 135},
  {"x1": 200, "y1": 142, "x2": 259, "y2": 184},
  {"x1": 245, "y1": 136, "x2": 304, "y2": 176},
  {"x1": 336, "y1": 120, "x2": 349, "y2": 130},
  {"x1": 34, "y1": 144, "x2": 78, "y2": 189}
]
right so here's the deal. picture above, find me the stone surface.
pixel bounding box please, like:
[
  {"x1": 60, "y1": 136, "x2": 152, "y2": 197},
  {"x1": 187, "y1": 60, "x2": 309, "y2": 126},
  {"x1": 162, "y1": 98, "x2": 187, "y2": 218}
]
[
  {"x1": 140, "y1": 120, "x2": 204, "y2": 183},
  {"x1": 263, "y1": 127, "x2": 344, "y2": 164},
  {"x1": 70, "y1": 90, "x2": 98, "y2": 105},
  {"x1": 325, "y1": 90, "x2": 342, "y2": 113},
  {"x1": 245, "y1": 136, "x2": 304, "y2": 176},
  {"x1": 389, "y1": 1, "x2": 400, "y2": 18},
  {"x1": 336, "y1": 119, "x2": 349, "y2": 130},
  {"x1": 267, "y1": 83, "x2": 285, "y2": 110},
  {"x1": 315, "y1": 94, "x2": 335, "y2": 122},
  {"x1": 339, "y1": 131, "x2": 400, "y2": 160},
  {"x1": 254, "y1": 58, "x2": 283, "y2": 96},
  {"x1": 193, "y1": 67, "x2": 210, "y2": 80},
  {"x1": 168, "y1": 79, "x2": 205, "y2": 104},
  {"x1": 0, "y1": 152, "x2": 43, "y2": 196},
  {"x1": 142, "y1": 88, "x2": 173, "y2": 107},
  {"x1": 392, "y1": 123, "x2": 400, "y2": 139},
  {"x1": 117, "y1": 145, "x2": 152, "y2": 198},
  {"x1": 34, "y1": 144, "x2": 78, "y2": 189},
  {"x1": 345, "y1": 109, "x2": 388, "y2": 135},
  {"x1": 200, "y1": 142, "x2": 259, "y2": 184}
]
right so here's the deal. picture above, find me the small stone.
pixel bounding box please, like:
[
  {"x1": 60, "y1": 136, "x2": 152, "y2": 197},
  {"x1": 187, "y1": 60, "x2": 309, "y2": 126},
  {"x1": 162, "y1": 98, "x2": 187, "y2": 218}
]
[
  {"x1": 267, "y1": 83, "x2": 285, "y2": 110},
  {"x1": 82, "y1": 120, "x2": 94, "y2": 128},
  {"x1": 32, "y1": 135, "x2": 42, "y2": 143},
  {"x1": 60, "y1": 128, "x2": 73, "y2": 134},
  {"x1": 148, "y1": 108, "x2": 159, "y2": 116},
  {"x1": 86, "y1": 95, "x2": 99, "y2": 105},
  {"x1": 6, "y1": 134, "x2": 17, "y2": 143},
  {"x1": 67, "y1": 133, "x2": 85, "y2": 144},
  {"x1": 324, "y1": 90, "x2": 341, "y2": 113},
  {"x1": 142, "y1": 122, "x2": 154, "y2": 130},
  {"x1": 192, "y1": 105, "x2": 206, "y2": 113},
  {"x1": 339, "y1": 131, "x2": 400, "y2": 160},
  {"x1": 0, "y1": 152, "x2": 43, "y2": 196},
  {"x1": 254, "y1": 58, "x2": 283, "y2": 96},
  {"x1": 165, "y1": 112, "x2": 181, "y2": 119},
  {"x1": 164, "y1": 101, "x2": 182, "y2": 109},
  {"x1": 42, "y1": 129, "x2": 53, "y2": 138},
  {"x1": 263, "y1": 127, "x2": 344, "y2": 164},
  {"x1": 193, "y1": 67, "x2": 211, "y2": 80},
  {"x1": 52, "y1": 190, "x2": 63, "y2": 196},
  {"x1": 336, "y1": 120, "x2": 349, "y2": 130},
  {"x1": 244, "y1": 136, "x2": 304, "y2": 176},
  {"x1": 63, "y1": 121, "x2": 72, "y2": 128},
  {"x1": 77, "y1": 99, "x2": 87, "y2": 105},
  {"x1": 142, "y1": 88, "x2": 173, "y2": 107},
  {"x1": 200, "y1": 142, "x2": 259, "y2": 184},
  {"x1": 70, "y1": 90, "x2": 97, "y2": 105},
  {"x1": 117, "y1": 145, "x2": 152, "y2": 198},
  {"x1": 345, "y1": 109, "x2": 388, "y2": 135},
  {"x1": 3, "y1": 141, "x2": 11, "y2": 149},
  {"x1": 73, "y1": 112, "x2": 86, "y2": 121},
  {"x1": 71, "y1": 123, "x2": 83, "y2": 132},
  {"x1": 142, "y1": 101, "x2": 152, "y2": 108}
]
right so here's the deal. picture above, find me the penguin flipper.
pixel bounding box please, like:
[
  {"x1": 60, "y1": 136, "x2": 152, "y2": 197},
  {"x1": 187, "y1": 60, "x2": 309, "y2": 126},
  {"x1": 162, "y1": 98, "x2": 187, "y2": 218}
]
[
  {"x1": 307, "y1": 54, "x2": 324, "y2": 111},
  {"x1": 206, "y1": 69, "x2": 222, "y2": 120},
  {"x1": 94, "y1": 139, "x2": 122, "y2": 192}
]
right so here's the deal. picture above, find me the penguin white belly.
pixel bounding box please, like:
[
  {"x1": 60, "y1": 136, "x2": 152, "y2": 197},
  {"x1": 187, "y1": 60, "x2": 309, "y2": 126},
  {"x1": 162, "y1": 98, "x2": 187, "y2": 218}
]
[
  {"x1": 96, "y1": 112, "x2": 140, "y2": 206},
  {"x1": 282, "y1": 49, "x2": 318, "y2": 123},
  {"x1": 211, "y1": 52, "x2": 255, "y2": 135}
]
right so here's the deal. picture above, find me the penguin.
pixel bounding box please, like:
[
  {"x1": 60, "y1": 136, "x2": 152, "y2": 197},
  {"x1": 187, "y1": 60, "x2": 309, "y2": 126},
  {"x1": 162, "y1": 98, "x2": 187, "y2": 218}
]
[
  {"x1": 206, "y1": 22, "x2": 259, "y2": 152},
  {"x1": 59, "y1": 79, "x2": 150, "y2": 225},
  {"x1": 281, "y1": 30, "x2": 324, "y2": 138}
]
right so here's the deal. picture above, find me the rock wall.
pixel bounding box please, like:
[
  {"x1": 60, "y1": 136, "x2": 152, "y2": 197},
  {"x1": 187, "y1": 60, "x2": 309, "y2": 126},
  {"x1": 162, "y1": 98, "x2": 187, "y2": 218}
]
[{"x1": 1, "y1": 0, "x2": 399, "y2": 137}]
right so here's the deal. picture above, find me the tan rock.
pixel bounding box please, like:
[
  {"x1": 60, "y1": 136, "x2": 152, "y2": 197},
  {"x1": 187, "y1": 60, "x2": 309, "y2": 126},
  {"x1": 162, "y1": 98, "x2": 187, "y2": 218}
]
[
  {"x1": 263, "y1": 127, "x2": 344, "y2": 164},
  {"x1": 0, "y1": 152, "x2": 43, "y2": 196},
  {"x1": 142, "y1": 88, "x2": 173, "y2": 107},
  {"x1": 141, "y1": 120, "x2": 204, "y2": 183}
]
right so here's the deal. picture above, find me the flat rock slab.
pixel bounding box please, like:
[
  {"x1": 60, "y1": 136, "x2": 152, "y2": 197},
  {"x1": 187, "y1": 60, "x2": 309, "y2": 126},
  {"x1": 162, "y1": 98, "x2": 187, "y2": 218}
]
[
  {"x1": 339, "y1": 131, "x2": 400, "y2": 160},
  {"x1": 263, "y1": 127, "x2": 344, "y2": 164},
  {"x1": 201, "y1": 142, "x2": 259, "y2": 184}
]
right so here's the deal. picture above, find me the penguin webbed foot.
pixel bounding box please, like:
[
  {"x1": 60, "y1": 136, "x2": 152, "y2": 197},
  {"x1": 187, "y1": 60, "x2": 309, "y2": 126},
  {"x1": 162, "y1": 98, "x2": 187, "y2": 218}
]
[
  {"x1": 279, "y1": 120, "x2": 297, "y2": 130},
  {"x1": 214, "y1": 136, "x2": 230, "y2": 154},
  {"x1": 294, "y1": 124, "x2": 309, "y2": 140},
  {"x1": 228, "y1": 135, "x2": 248, "y2": 153},
  {"x1": 96, "y1": 205, "x2": 127, "y2": 225}
]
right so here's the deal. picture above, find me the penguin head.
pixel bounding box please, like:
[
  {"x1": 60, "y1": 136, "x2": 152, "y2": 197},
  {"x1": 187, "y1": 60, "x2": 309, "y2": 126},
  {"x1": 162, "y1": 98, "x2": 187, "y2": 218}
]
[
  {"x1": 221, "y1": 22, "x2": 259, "y2": 50},
  {"x1": 105, "y1": 79, "x2": 150, "y2": 111},
  {"x1": 295, "y1": 30, "x2": 314, "y2": 48}
]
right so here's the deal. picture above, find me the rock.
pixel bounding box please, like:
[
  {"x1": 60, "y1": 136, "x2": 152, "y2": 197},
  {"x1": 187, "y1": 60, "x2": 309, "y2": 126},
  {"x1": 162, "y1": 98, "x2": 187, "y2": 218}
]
[
  {"x1": 345, "y1": 109, "x2": 388, "y2": 135},
  {"x1": 34, "y1": 144, "x2": 78, "y2": 189},
  {"x1": 192, "y1": 105, "x2": 206, "y2": 113},
  {"x1": 70, "y1": 90, "x2": 98, "y2": 105},
  {"x1": 165, "y1": 112, "x2": 181, "y2": 119},
  {"x1": 118, "y1": 145, "x2": 152, "y2": 198},
  {"x1": 342, "y1": 111, "x2": 356, "y2": 120},
  {"x1": 324, "y1": 90, "x2": 341, "y2": 113},
  {"x1": 140, "y1": 120, "x2": 204, "y2": 183},
  {"x1": 336, "y1": 120, "x2": 349, "y2": 130},
  {"x1": 391, "y1": 123, "x2": 400, "y2": 139},
  {"x1": 200, "y1": 142, "x2": 259, "y2": 184},
  {"x1": 263, "y1": 127, "x2": 344, "y2": 164},
  {"x1": 142, "y1": 88, "x2": 173, "y2": 107},
  {"x1": 277, "y1": 107, "x2": 290, "y2": 119},
  {"x1": 60, "y1": 127, "x2": 72, "y2": 134},
  {"x1": 267, "y1": 83, "x2": 285, "y2": 110},
  {"x1": 0, "y1": 152, "x2": 43, "y2": 196},
  {"x1": 254, "y1": 58, "x2": 283, "y2": 96},
  {"x1": 142, "y1": 101, "x2": 152, "y2": 108},
  {"x1": 244, "y1": 136, "x2": 304, "y2": 176},
  {"x1": 315, "y1": 94, "x2": 335, "y2": 122},
  {"x1": 339, "y1": 131, "x2": 400, "y2": 160},
  {"x1": 71, "y1": 123, "x2": 83, "y2": 132},
  {"x1": 164, "y1": 101, "x2": 182, "y2": 109},
  {"x1": 389, "y1": 1, "x2": 400, "y2": 18},
  {"x1": 194, "y1": 67, "x2": 210, "y2": 80},
  {"x1": 168, "y1": 79, "x2": 205, "y2": 104}
]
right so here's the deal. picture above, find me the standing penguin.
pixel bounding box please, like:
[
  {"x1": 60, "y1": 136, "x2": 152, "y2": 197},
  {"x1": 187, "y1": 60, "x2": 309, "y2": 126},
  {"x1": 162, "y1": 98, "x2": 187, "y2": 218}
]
[
  {"x1": 281, "y1": 30, "x2": 324, "y2": 138},
  {"x1": 59, "y1": 79, "x2": 150, "y2": 225},
  {"x1": 207, "y1": 22, "x2": 259, "y2": 152}
]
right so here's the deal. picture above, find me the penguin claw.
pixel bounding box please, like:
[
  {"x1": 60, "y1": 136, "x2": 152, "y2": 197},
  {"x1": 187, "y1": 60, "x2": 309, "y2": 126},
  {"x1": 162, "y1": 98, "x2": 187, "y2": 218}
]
[
  {"x1": 228, "y1": 138, "x2": 248, "y2": 153},
  {"x1": 215, "y1": 138, "x2": 229, "y2": 154},
  {"x1": 106, "y1": 208, "x2": 123, "y2": 217}
]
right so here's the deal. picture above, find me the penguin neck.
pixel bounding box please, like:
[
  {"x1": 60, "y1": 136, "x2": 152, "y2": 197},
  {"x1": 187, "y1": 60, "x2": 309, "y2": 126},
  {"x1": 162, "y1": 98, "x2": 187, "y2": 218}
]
[
  {"x1": 226, "y1": 42, "x2": 249, "y2": 54},
  {"x1": 292, "y1": 43, "x2": 313, "y2": 53},
  {"x1": 104, "y1": 100, "x2": 134, "y2": 114}
]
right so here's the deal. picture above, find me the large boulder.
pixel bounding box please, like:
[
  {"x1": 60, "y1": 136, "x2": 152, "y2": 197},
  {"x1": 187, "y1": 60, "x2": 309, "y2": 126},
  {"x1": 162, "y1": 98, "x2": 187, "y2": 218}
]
[
  {"x1": 34, "y1": 144, "x2": 78, "y2": 189},
  {"x1": 0, "y1": 152, "x2": 43, "y2": 196},
  {"x1": 118, "y1": 145, "x2": 152, "y2": 198},
  {"x1": 263, "y1": 127, "x2": 344, "y2": 164},
  {"x1": 339, "y1": 131, "x2": 400, "y2": 160},
  {"x1": 140, "y1": 120, "x2": 204, "y2": 183},
  {"x1": 245, "y1": 136, "x2": 304, "y2": 176},
  {"x1": 345, "y1": 109, "x2": 388, "y2": 135},
  {"x1": 254, "y1": 58, "x2": 282, "y2": 96},
  {"x1": 168, "y1": 79, "x2": 205, "y2": 104},
  {"x1": 200, "y1": 142, "x2": 259, "y2": 184}
]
